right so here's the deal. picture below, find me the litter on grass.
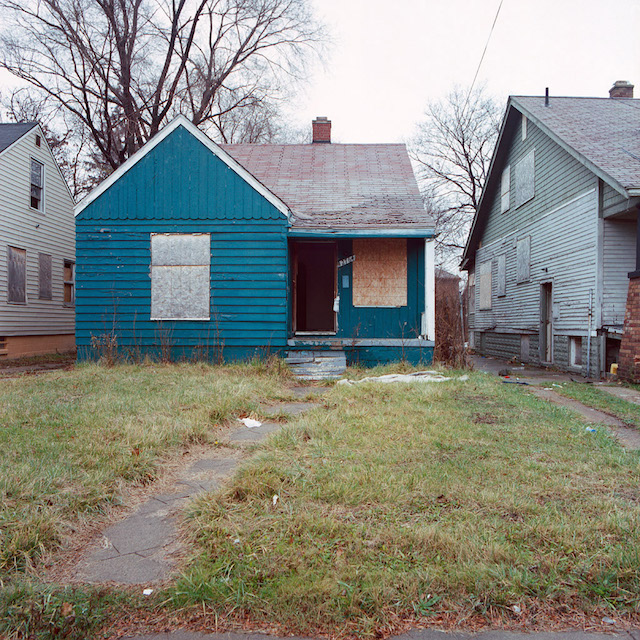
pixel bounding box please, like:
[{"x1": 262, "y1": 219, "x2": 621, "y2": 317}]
[
  {"x1": 338, "y1": 371, "x2": 469, "y2": 386},
  {"x1": 238, "y1": 417, "x2": 262, "y2": 428}
]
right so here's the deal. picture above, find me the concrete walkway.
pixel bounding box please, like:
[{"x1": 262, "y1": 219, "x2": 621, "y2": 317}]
[
  {"x1": 75, "y1": 396, "x2": 323, "y2": 585},
  {"x1": 471, "y1": 354, "x2": 640, "y2": 451},
  {"x1": 123, "y1": 629, "x2": 640, "y2": 640}
]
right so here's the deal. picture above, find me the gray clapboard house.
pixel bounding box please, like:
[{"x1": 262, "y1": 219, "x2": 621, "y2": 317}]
[
  {"x1": 0, "y1": 122, "x2": 76, "y2": 358},
  {"x1": 461, "y1": 82, "x2": 640, "y2": 378}
]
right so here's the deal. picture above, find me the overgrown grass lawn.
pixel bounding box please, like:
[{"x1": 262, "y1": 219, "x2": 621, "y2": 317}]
[
  {"x1": 0, "y1": 362, "x2": 291, "y2": 576},
  {"x1": 177, "y1": 373, "x2": 640, "y2": 636}
]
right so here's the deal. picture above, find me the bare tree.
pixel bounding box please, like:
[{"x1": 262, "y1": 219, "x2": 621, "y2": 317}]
[
  {"x1": 0, "y1": 0, "x2": 324, "y2": 174},
  {"x1": 411, "y1": 86, "x2": 501, "y2": 265}
]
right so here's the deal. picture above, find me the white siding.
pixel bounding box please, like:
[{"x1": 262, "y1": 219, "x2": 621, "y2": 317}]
[
  {"x1": 602, "y1": 219, "x2": 635, "y2": 326},
  {"x1": 472, "y1": 188, "x2": 598, "y2": 335},
  {"x1": 0, "y1": 126, "x2": 75, "y2": 335}
]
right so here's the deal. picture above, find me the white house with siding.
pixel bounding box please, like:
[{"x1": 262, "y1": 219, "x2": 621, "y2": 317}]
[
  {"x1": 461, "y1": 82, "x2": 640, "y2": 378},
  {"x1": 0, "y1": 122, "x2": 76, "y2": 358}
]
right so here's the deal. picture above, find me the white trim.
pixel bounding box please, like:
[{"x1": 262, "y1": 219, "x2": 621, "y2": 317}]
[
  {"x1": 422, "y1": 238, "x2": 435, "y2": 341},
  {"x1": 74, "y1": 115, "x2": 291, "y2": 219}
]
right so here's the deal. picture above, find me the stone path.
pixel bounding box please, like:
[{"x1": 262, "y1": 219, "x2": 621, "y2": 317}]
[
  {"x1": 597, "y1": 384, "x2": 640, "y2": 405},
  {"x1": 528, "y1": 387, "x2": 640, "y2": 450},
  {"x1": 75, "y1": 392, "x2": 324, "y2": 585}
]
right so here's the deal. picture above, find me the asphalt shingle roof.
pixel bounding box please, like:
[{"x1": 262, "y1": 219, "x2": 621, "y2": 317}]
[
  {"x1": 221, "y1": 143, "x2": 433, "y2": 230},
  {"x1": 512, "y1": 96, "x2": 640, "y2": 191},
  {"x1": 0, "y1": 122, "x2": 37, "y2": 154}
]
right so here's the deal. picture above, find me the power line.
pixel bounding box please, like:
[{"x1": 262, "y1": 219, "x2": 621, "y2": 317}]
[{"x1": 464, "y1": 0, "x2": 504, "y2": 110}]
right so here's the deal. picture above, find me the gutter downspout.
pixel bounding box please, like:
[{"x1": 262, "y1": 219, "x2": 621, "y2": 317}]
[{"x1": 587, "y1": 289, "x2": 593, "y2": 378}]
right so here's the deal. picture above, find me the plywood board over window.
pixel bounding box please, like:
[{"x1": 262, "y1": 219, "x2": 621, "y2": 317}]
[
  {"x1": 151, "y1": 233, "x2": 210, "y2": 320},
  {"x1": 352, "y1": 238, "x2": 407, "y2": 307}
]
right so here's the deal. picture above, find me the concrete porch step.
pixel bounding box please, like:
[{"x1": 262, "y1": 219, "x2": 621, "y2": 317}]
[{"x1": 285, "y1": 350, "x2": 347, "y2": 380}]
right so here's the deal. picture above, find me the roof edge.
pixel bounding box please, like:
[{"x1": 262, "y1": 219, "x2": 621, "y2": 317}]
[
  {"x1": 74, "y1": 115, "x2": 291, "y2": 219},
  {"x1": 0, "y1": 122, "x2": 38, "y2": 158}
]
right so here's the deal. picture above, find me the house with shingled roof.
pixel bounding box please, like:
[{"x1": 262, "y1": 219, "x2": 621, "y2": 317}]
[
  {"x1": 74, "y1": 116, "x2": 435, "y2": 372},
  {"x1": 461, "y1": 81, "x2": 640, "y2": 381},
  {"x1": 0, "y1": 122, "x2": 76, "y2": 358}
]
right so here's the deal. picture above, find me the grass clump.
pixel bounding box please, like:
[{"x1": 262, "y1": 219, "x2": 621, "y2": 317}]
[
  {"x1": 174, "y1": 373, "x2": 640, "y2": 636},
  {"x1": 0, "y1": 361, "x2": 292, "y2": 577}
]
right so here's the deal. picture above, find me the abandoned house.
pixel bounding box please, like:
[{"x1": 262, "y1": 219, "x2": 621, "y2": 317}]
[
  {"x1": 74, "y1": 116, "x2": 435, "y2": 368},
  {"x1": 0, "y1": 122, "x2": 76, "y2": 358},
  {"x1": 461, "y1": 81, "x2": 640, "y2": 380}
]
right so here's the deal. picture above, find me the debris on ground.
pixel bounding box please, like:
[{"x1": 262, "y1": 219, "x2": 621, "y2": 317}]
[
  {"x1": 238, "y1": 417, "x2": 262, "y2": 428},
  {"x1": 338, "y1": 371, "x2": 469, "y2": 386}
]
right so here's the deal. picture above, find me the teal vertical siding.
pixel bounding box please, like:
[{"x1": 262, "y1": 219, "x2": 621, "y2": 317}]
[
  {"x1": 76, "y1": 126, "x2": 289, "y2": 360},
  {"x1": 336, "y1": 238, "x2": 424, "y2": 339}
]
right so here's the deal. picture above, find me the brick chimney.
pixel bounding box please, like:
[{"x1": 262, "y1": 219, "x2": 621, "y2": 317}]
[
  {"x1": 312, "y1": 116, "x2": 331, "y2": 143},
  {"x1": 609, "y1": 80, "x2": 634, "y2": 98}
]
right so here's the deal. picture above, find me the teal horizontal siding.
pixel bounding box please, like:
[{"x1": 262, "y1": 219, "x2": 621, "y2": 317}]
[{"x1": 76, "y1": 124, "x2": 289, "y2": 359}]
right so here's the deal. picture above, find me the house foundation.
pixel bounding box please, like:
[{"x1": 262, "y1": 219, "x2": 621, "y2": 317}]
[{"x1": 0, "y1": 334, "x2": 75, "y2": 359}]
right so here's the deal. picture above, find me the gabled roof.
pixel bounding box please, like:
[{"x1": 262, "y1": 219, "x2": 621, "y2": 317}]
[
  {"x1": 75, "y1": 115, "x2": 291, "y2": 219},
  {"x1": 222, "y1": 143, "x2": 433, "y2": 232},
  {"x1": 0, "y1": 122, "x2": 37, "y2": 154},
  {"x1": 512, "y1": 96, "x2": 640, "y2": 196},
  {"x1": 461, "y1": 95, "x2": 640, "y2": 269}
]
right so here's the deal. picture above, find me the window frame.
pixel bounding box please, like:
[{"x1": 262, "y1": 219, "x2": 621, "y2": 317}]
[
  {"x1": 63, "y1": 260, "x2": 75, "y2": 307},
  {"x1": 8, "y1": 246, "x2": 27, "y2": 304},
  {"x1": 30, "y1": 158, "x2": 45, "y2": 212},
  {"x1": 500, "y1": 165, "x2": 510, "y2": 213},
  {"x1": 478, "y1": 260, "x2": 492, "y2": 310},
  {"x1": 39, "y1": 252, "x2": 53, "y2": 300}
]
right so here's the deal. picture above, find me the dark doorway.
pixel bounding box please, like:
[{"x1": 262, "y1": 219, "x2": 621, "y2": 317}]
[
  {"x1": 292, "y1": 241, "x2": 336, "y2": 333},
  {"x1": 540, "y1": 283, "x2": 553, "y2": 362}
]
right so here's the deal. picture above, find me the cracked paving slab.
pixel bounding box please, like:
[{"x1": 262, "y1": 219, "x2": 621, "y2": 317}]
[{"x1": 76, "y1": 397, "x2": 319, "y2": 585}]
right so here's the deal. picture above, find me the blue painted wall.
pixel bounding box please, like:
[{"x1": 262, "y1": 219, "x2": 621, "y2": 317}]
[
  {"x1": 336, "y1": 239, "x2": 425, "y2": 340},
  {"x1": 76, "y1": 125, "x2": 289, "y2": 360}
]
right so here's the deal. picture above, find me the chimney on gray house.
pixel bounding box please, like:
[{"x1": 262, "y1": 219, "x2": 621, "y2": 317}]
[
  {"x1": 312, "y1": 116, "x2": 331, "y2": 143},
  {"x1": 609, "y1": 80, "x2": 634, "y2": 98}
]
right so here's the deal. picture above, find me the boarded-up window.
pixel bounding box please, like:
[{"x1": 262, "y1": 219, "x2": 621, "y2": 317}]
[
  {"x1": 468, "y1": 272, "x2": 475, "y2": 313},
  {"x1": 8, "y1": 246, "x2": 26, "y2": 303},
  {"x1": 39, "y1": 253, "x2": 52, "y2": 299},
  {"x1": 478, "y1": 260, "x2": 492, "y2": 310},
  {"x1": 352, "y1": 239, "x2": 407, "y2": 307},
  {"x1": 521, "y1": 114, "x2": 527, "y2": 141},
  {"x1": 497, "y1": 254, "x2": 506, "y2": 297},
  {"x1": 515, "y1": 150, "x2": 535, "y2": 207},
  {"x1": 151, "y1": 234, "x2": 210, "y2": 320},
  {"x1": 31, "y1": 158, "x2": 44, "y2": 210},
  {"x1": 516, "y1": 236, "x2": 531, "y2": 283},
  {"x1": 64, "y1": 260, "x2": 75, "y2": 305},
  {"x1": 501, "y1": 165, "x2": 510, "y2": 213}
]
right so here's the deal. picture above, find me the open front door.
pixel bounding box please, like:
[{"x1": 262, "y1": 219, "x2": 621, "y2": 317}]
[{"x1": 292, "y1": 241, "x2": 337, "y2": 333}]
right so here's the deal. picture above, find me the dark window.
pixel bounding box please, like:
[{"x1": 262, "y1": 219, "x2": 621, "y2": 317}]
[
  {"x1": 8, "y1": 246, "x2": 26, "y2": 303},
  {"x1": 39, "y1": 253, "x2": 52, "y2": 300},
  {"x1": 30, "y1": 159, "x2": 44, "y2": 210},
  {"x1": 35, "y1": 134, "x2": 41, "y2": 147},
  {"x1": 64, "y1": 261, "x2": 75, "y2": 306}
]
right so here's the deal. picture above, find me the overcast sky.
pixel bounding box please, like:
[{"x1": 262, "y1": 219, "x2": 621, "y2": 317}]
[
  {"x1": 0, "y1": 0, "x2": 638, "y2": 143},
  {"x1": 290, "y1": 0, "x2": 640, "y2": 143}
]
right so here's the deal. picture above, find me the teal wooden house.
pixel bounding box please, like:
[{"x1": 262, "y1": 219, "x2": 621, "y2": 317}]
[{"x1": 75, "y1": 116, "x2": 436, "y2": 367}]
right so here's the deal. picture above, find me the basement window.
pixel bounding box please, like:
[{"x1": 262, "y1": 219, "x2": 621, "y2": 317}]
[
  {"x1": 352, "y1": 239, "x2": 407, "y2": 307},
  {"x1": 150, "y1": 234, "x2": 210, "y2": 320},
  {"x1": 570, "y1": 336, "x2": 582, "y2": 367}
]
